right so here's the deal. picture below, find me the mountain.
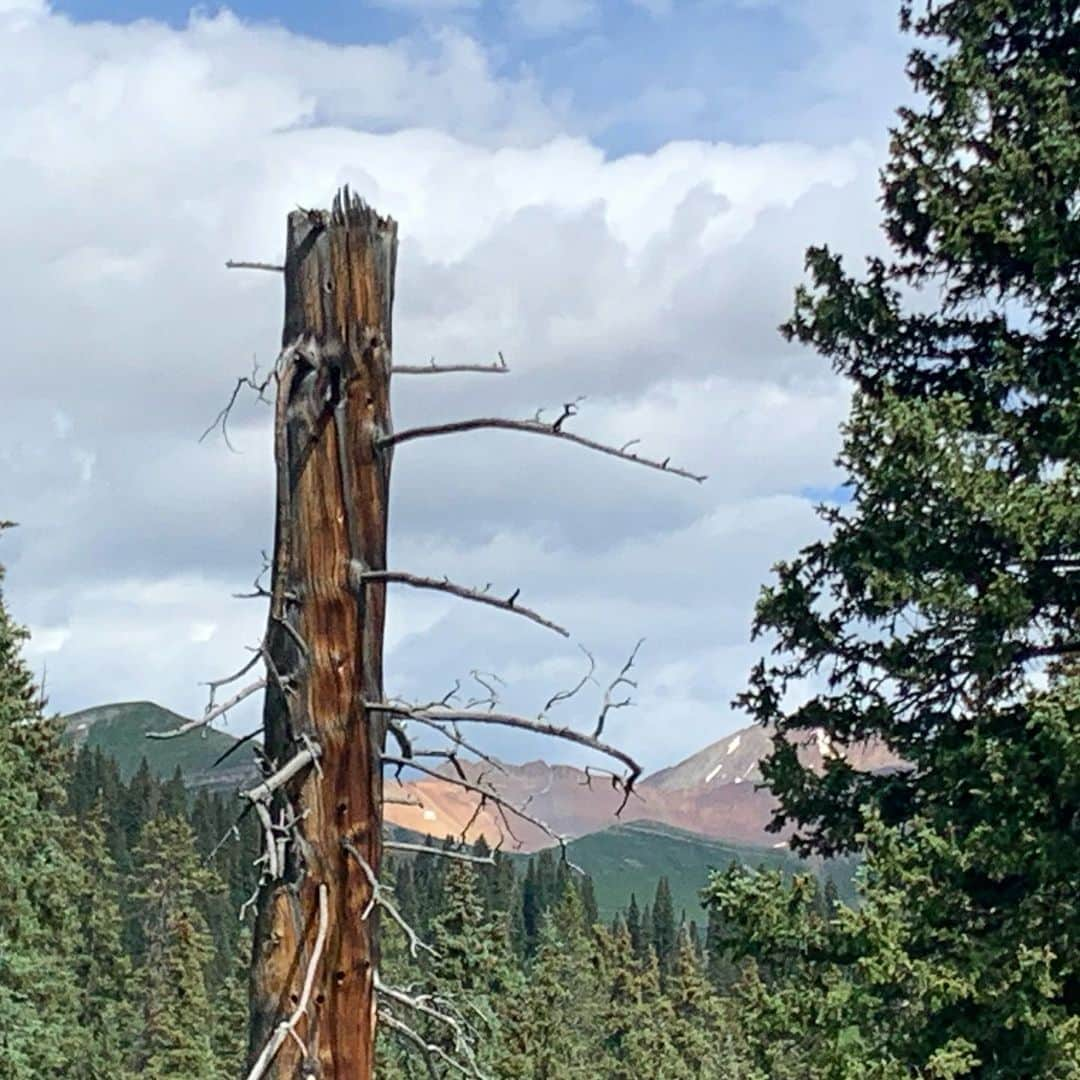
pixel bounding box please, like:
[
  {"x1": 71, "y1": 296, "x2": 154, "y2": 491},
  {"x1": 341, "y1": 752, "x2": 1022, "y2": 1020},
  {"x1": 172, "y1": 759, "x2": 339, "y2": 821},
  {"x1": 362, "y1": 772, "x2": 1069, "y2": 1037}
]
[
  {"x1": 559, "y1": 819, "x2": 807, "y2": 921},
  {"x1": 62, "y1": 701, "x2": 256, "y2": 792},
  {"x1": 61, "y1": 701, "x2": 899, "y2": 852},
  {"x1": 382, "y1": 723, "x2": 900, "y2": 852}
]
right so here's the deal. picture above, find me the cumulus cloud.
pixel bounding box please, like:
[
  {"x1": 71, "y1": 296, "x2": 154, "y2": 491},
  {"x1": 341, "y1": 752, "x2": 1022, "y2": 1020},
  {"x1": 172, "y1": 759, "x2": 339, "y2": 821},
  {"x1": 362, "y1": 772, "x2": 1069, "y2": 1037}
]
[
  {"x1": 1, "y1": 3, "x2": 887, "y2": 771},
  {"x1": 510, "y1": 0, "x2": 598, "y2": 34}
]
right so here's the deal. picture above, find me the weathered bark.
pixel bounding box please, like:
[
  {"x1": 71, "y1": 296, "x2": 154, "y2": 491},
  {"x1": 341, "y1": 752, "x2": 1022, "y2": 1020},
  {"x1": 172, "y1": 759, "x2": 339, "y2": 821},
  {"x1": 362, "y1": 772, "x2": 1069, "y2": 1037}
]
[{"x1": 249, "y1": 188, "x2": 397, "y2": 1078}]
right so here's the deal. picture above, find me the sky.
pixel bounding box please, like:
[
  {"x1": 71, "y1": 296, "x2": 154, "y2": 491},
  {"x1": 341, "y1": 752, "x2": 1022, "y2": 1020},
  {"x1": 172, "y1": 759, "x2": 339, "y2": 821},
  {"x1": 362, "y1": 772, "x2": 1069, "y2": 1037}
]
[{"x1": 1, "y1": 0, "x2": 911, "y2": 774}]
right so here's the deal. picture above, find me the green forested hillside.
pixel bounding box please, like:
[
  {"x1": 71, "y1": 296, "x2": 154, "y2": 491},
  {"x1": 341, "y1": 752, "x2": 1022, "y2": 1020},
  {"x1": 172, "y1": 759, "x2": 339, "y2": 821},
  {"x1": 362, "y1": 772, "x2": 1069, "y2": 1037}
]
[
  {"x1": 560, "y1": 820, "x2": 805, "y2": 920},
  {"x1": 62, "y1": 701, "x2": 253, "y2": 790}
]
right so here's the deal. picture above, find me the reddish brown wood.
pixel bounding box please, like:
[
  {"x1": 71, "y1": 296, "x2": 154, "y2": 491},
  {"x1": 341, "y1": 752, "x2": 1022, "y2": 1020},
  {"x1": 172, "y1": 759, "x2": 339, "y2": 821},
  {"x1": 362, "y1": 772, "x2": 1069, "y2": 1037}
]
[{"x1": 249, "y1": 188, "x2": 397, "y2": 1079}]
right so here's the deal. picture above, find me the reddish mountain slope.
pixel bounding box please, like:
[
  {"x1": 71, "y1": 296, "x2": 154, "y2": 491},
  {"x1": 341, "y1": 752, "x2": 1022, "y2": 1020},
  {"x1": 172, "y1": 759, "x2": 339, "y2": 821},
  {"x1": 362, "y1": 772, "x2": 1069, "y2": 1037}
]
[{"x1": 383, "y1": 722, "x2": 901, "y2": 851}]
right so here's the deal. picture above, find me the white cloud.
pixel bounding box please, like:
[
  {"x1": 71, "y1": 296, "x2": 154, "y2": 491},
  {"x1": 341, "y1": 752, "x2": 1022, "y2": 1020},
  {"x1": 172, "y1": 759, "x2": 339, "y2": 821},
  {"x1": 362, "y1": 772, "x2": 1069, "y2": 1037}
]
[
  {"x1": 371, "y1": 0, "x2": 481, "y2": 9},
  {"x1": 0, "y1": 4, "x2": 885, "y2": 771},
  {"x1": 628, "y1": 0, "x2": 674, "y2": 15},
  {"x1": 511, "y1": 0, "x2": 597, "y2": 34}
]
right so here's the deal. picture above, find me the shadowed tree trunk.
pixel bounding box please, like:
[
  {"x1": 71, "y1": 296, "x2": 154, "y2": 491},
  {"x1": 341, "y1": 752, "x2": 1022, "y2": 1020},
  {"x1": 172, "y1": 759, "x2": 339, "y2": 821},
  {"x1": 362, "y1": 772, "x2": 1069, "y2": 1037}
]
[{"x1": 248, "y1": 189, "x2": 397, "y2": 1078}]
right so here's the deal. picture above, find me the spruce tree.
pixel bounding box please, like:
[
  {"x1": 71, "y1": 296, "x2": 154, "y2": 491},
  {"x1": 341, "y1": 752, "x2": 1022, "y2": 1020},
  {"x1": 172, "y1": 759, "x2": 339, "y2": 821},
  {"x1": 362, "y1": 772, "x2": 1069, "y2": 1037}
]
[
  {"x1": 0, "y1": 551, "x2": 87, "y2": 1076},
  {"x1": 211, "y1": 925, "x2": 252, "y2": 1079},
  {"x1": 665, "y1": 927, "x2": 751, "y2": 1079},
  {"x1": 502, "y1": 884, "x2": 602, "y2": 1078},
  {"x1": 521, "y1": 858, "x2": 541, "y2": 954},
  {"x1": 70, "y1": 804, "x2": 138, "y2": 1078},
  {"x1": 131, "y1": 815, "x2": 222, "y2": 1076},
  {"x1": 597, "y1": 921, "x2": 687, "y2": 1080},
  {"x1": 427, "y1": 860, "x2": 519, "y2": 1072},
  {"x1": 651, "y1": 876, "x2": 677, "y2": 978},
  {"x1": 141, "y1": 909, "x2": 218, "y2": 1079},
  {"x1": 579, "y1": 874, "x2": 600, "y2": 929},
  {"x1": 729, "y1": 2, "x2": 1080, "y2": 1073},
  {"x1": 625, "y1": 893, "x2": 644, "y2": 959}
]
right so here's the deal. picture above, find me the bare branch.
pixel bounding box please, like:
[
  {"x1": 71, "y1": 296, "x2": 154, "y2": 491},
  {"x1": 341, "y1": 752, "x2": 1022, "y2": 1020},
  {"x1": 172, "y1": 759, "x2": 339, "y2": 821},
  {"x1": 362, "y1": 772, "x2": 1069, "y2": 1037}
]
[
  {"x1": 542, "y1": 645, "x2": 596, "y2": 713},
  {"x1": 384, "y1": 841, "x2": 495, "y2": 865},
  {"x1": 595, "y1": 638, "x2": 644, "y2": 738},
  {"x1": 342, "y1": 840, "x2": 436, "y2": 959},
  {"x1": 377, "y1": 408, "x2": 706, "y2": 483},
  {"x1": 205, "y1": 646, "x2": 265, "y2": 698},
  {"x1": 200, "y1": 358, "x2": 275, "y2": 450},
  {"x1": 352, "y1": 565, "x2": 569, "y2": 638},
  {"x1": 376, "y1": 978, "x2": 488, "y2": 1078},
  {"x1": 245, "y1": 882, "x2": 329, "y2": 1080},
  {"x1": 392, "y1": 711, "x2": 507, "y2": 776},
  {"x1": 214, "y1": 729, "x2": 263, "y2": 771},
  {"x1": 147, "y1": 677, "x2": 267, "y2": 739},
  {"x1": 242, "y1": 745, "x2": 322, "y2": 805},
  {"x1": 372, "y1": 703, "x2": 640, "y2": 794},
  {"x1": 226, "y1": 259, "x2": 284, "y2": 272},
  {"x1": 253, "y1": 801, "x2": 280, "y2": 880},
  {"x1": 392, "y1": 352, "x2": 509, "y2": 376},
  {"x1": 379, "y1": 1011, "x2": 477, "y2": 1080},
  {"x1": 384, "y1": 793, "x2": 425, "y2": 808}
]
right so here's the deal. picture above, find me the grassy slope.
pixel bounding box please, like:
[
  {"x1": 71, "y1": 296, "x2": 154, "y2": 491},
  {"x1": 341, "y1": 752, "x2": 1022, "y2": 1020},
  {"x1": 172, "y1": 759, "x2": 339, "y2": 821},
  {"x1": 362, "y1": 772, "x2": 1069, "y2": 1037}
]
[
  {"x1": 62, "y1": 701, "x2": 246, "y2": 787},
  {"x1": 562, "y1": 819, "x2": 806, "y2": 921}
]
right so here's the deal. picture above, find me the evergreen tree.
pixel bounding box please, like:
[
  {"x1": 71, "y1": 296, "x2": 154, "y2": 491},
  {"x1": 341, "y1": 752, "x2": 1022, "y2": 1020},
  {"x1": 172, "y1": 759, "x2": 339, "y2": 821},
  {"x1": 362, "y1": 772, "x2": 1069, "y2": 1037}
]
[
  {"x1": 501, "y1": 884, "x2": 602, "y2": 1078},
  {"x1": 822, "y1": 876, "x2": 840, "y2": 920},
  {"x1": 70, "y1": 804, "x2": 138, "y2": 1078},
  {"x1": 131, "y1": 815, "x2": 222, "y2": 1076},
  {"x1": 730, "y1": 1, "x2": 1080, "y2": 1074},
  {"x1": 521, "y1": 858, "x2": 541, "y2": 955},
  {"x1": 597, "y1": 920, "x2": 687, "y2": 1080},
  {"x1": 625, "y1": 893, "x2": 645, "y2": 959},
  {"x1": 651, "y1": 876, "x2": 677, "y2": 978},
  {"x1": 665, "y1": 927, "x2": 750, "y2": 1079},
  {"x1": 490, "y1": 849, "x2": 517, "y2": 915},
  {"x1": 579, "y1": 874, "x2": 600, "y2": 929},
  {"x1": 123, "y1": 758, "x2": 160, "y2": 849},
  {"x1": 0, "y1": 551, "x2": 87, "y2": 1076},
  {"x1": 159, "y1": 764, "x2": 188, "y2": 819},
  {"x1": 704, "y1": 899, "x2": 738, "y2": 990},
  {"x1": 141, "y1": 909, "x2": 218, "y2": 1079},
  {"x1": 427, "y1": 859, "x2": 519, "y2": 1072},
  {"x1": 211, "y1": 926, "x2": 251, "y2": 1079}
]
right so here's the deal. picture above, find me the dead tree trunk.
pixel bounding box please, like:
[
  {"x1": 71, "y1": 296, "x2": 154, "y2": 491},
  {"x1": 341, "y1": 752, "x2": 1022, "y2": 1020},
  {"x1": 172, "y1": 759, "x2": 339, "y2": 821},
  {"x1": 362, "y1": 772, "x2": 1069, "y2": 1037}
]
[
  {"x1": 138, "y1": 183, "x2": 705, "y2": 1076},
  {"x1": 248, "y1": 189, "x2": 397, "y2": 1078}
]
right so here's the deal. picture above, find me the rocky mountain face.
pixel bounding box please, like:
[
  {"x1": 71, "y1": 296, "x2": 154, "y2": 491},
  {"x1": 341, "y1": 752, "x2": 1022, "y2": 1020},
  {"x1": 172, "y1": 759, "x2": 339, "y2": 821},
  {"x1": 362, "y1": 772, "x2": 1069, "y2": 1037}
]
[
  {"x1": 64, "y1": 702, "x2": 899, "y2": 852},
  {"x1": 383, "y1": 723, "x2": 901, "y2": 852}
]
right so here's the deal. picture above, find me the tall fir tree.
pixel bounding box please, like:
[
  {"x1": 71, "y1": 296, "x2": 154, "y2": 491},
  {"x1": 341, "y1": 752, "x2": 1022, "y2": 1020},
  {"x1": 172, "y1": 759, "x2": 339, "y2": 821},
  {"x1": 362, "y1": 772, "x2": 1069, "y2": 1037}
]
[
  {"x1": 502, "y1": 883, "x2": 602, "y2": 1079},
  {"x1": 625, "y1": 893, "x2": 645, "y2": 960},
  {"x1": 0, "y1": 550, "x2": 87, "y2": 1076},
  {"x1": 70, "y1": 804, "x2": 138, "y2": 1079},
  {"x1": 725, "y1": 1, "x2": 1080, "y2": 1074},
  {"x1": 597, "y1": 920, "x2": 687, "y2": 1080},
  {"x1": 211, "y1": 925, "x2": 252, "y2": 1079},
  {"x1": 651, "y1": 876, "x2": 677, "y2": 978},
  {"x1": 131, "y1": 815, "x2": 222, "y2": 1077}
]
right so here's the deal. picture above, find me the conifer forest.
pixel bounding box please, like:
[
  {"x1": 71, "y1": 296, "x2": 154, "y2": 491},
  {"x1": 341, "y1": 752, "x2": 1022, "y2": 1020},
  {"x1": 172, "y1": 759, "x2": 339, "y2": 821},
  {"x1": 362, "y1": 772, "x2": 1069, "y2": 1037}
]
[{"x1": 1, "y1": 1, "x2": 1078, "y2": 1077}]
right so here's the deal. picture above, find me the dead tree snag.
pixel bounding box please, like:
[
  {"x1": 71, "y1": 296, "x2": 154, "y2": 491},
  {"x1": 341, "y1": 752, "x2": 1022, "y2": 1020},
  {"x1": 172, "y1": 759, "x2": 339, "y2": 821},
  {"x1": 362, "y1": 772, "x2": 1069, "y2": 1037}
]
[
  {"x1": 158, "y1": 185, "x2": 705, "y2": 1078},
  {"x1": 247, "y1": 188, "x2": 397, "y2": 1078}
]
